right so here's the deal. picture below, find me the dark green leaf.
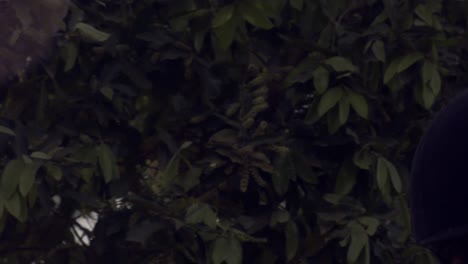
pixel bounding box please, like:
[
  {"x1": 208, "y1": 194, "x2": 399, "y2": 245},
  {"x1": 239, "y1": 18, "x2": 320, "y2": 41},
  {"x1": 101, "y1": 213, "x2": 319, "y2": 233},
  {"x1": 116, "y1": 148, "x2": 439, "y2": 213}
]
[
  {"x1": 212, "y1": 5, "x2": 235, "y2": 28},
  {"x1": 383, "y1": 158, "x2": 402, "y2": 193},
  {"x1": 338, "y1": 96, "x2": 350, "y2": 126},
  {"x1": 273, "y1": 152, "x2": 294, "y2": 196},
  {"x1": 324, "y1": 57, "x2": 358, "y2": 72},
  {"x1": 212, "y1": 235, "x2": 243, "y2": 264},
  {"x1": 290, "y1": 0, "x2": 303, "y2": 10},
  {"x1": 1, "y1": 160, "x2": 23, "y2": 199},
  {"x1": 318, "y1": 87, "x2": 343, "y2": 117},
  {"x1": 358, "y1": 217, "x2": 380, "y2": 236},
  {"x1": 347, "y1": 222, "x2": 368, "y2": 263},
  {"x1": 384, "y1": 57, "x2": 402, "y2": 84},
  {"x1": 285, "y1": 221, "x2": 299, "y2": 262},
  {"x1": 0, "y1": 126, "x2": 14, "y2": 136},
  {"x1": 335, "y1": 160, "x2": 358, "y2": 196},
  {"x1": 213, "y1": 14, "x2": 238, "y2": 50},
  {"x1": 397, "y1": 52, "x2": 424, "y2": 73},
  {"x1": 5, "y1": 192, "x2": 21, "y2": 221},
  {"x1": 30, "y1": 152, "x2": 51, "y2": 160},
  {"x1": 62, "y1": 42, "x2": 78, "y2": 72},
  {"x1": 376, "y1": 157, "x2": 388, "y2": 194},
  {"x1": 97, "y1": 144, "x2": 117, "y2": 183},
  {"x1": 313, "y1": 66, "x2": 329, "y2": 94},
  {"x1": 353, "y1": 148, "x2": 373, "y2": 170},
  {"x1": 371, "y1": 40, "x2": 386, "y2": 62},
  {"x1": 415, "y1": 4, "x2": 433, "y2": 26},
  {"x1": 185, "y1": 203, "x2": 217, "y2": 229},
  {"x1": 19, "y1": 163, "x2": 39, "y2": 197},
  {"x1": 238, "y1": 2, "x2": 274, "y2": 29},
  {"x1": 349, "y1": 92, "x2": 369, "y2": 119},
  {"x1": 75, "y1": 22, "x2": 111, "y2": 43}
]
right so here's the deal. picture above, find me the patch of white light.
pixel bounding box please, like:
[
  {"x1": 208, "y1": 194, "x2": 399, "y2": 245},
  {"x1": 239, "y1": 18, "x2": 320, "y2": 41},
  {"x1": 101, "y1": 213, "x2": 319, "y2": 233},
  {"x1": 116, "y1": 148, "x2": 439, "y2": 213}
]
[{"x1": 71, "y1": 211, "x2": 99, "y2": 246}]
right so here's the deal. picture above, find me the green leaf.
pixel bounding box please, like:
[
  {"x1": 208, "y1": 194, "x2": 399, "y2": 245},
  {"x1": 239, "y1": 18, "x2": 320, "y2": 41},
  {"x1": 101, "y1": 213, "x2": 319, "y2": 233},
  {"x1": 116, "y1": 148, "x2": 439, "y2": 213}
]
[
  {"x1": 415, "y1": 4, "x2": 433, "y2": 26},
  {"x1": 5, "y1": 192, "x2": 21, "y2": 221},
  {"x1": 353, "y1": 148, "x2": 373, "y2": 170},
  {"x1": 238, "y1": 2, "x2": 274, "y2": 29},
  {"x1": 212, "y1": 5, "x2": 235, "y2": 28},
  {"x1": 430, "y1": 68, "x2": 442, "y2": 96},
  {"x1": 74, "y1": 22, "x2": 111, "y2": 43},
  {"x1": 347, "y1": 222, "x2": 369, "y2": 263},
  {"x1": 27, "y1": 185, "x2": 37, "y2": 208},
  {"x1": 338, "y1": 96, "x2": 350, "y2": 126},
  {"x1": 422, "y1": 85, "x2": 436, "y2": 109},
  {"x1": 318, "y1": 87, "x2": 343, "y2": 117},
  {"x1": 371, "y1": 40, "x2": 386, "y2": 62},
  {"x1": 376, "y1": 157, "x2": 388, "y2": 194},
  {"x1": 383, "y1": 159, "x2": 402, "y2": 193},
  {"x1": 327, "y1": 107, "x2": 342, "y2": 134},
  {"x1": 213, "y1": 14, "x2": 238, "y2": 50},
  {"x1": 19, "y1": 163, "x2": 39, "y2": 197},
  {"x1": 30, "y1": 152, "x2": 51, "y2": 160},
  {"x1": 0, "y1": 195, "x2": 4, "y2": 219},
  {"x1": 185, "y1": 203, "x2": 217, "y2": 229},
  {"x1": 270, "y1": 210, "x2": 290, "y2": 226},
  {"x1": 313, "y1": 66, "x2": 329, "y2": 94},
  {"x1": 97, "y1": 144, "x2": 117, "y2": 183},
  {"x1": 45, "y1": 164, "x2": 62, "y2": 181},
  {"x1": 397, "y1": 52, "x2": 424, "y2": 73},
  {"x1": 324, "y1": 57, "x2": 358, "y2": 72},
  {"x1": 62, "y1": 41, "x2": 78, "y2": 72},
  {"x1": 422, "y1": 60, "x2": 441, "y2": 96},
  {"x1": 335, "y1": 160, "x2": 358, "y2": 196},
  {"x1": 358, "y1": 217, "x2": 380, "y2": 236},
  {"x1": 273, "y1": 152, "x2": 294, "y2": 196},
  {"x1": 292, "y1": 151, "x2": 317, "y2": 184},
  {"x1": 285, "y1": 221, "x2": 299, "y2": 262},
  {"x1": 290, "y1": 0, "x2": 303, "y2": 10},
  {"x1": 383, "y1": 57, "x2": 402, "y2": 84},
  {"x1": 1, "y1": 160, "x2": 24, "y2": 199},
  {"x1": 194, "y1": 31, "x2": 207, "y2": 53},
  {"x1": 0, "y1": 126, "x2": 14, "y2": 136},
  {"x1": 349, "y1": 92, "x2": 369, "y2": 119},
  {"x1": 100, "y1": 86, "x2": 114, "y2": 101},
  {"x1": 212, "y1": 235, "x2": 243, "y2": 264}
]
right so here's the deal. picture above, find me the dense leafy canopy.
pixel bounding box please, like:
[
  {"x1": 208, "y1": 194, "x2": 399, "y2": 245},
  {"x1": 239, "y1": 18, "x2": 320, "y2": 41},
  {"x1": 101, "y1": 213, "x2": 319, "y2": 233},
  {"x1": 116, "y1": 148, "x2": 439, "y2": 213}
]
[{"x1": 0, "y1": 0, "x2": 465, "y2": 263}]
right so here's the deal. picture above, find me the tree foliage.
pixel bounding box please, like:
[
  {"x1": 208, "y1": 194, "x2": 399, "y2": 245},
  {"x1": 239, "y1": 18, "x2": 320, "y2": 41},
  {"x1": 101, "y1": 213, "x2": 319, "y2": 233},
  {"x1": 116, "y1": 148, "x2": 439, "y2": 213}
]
[{"x1": 0, "y1": 0, "x2": 464, "y2": 263}]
